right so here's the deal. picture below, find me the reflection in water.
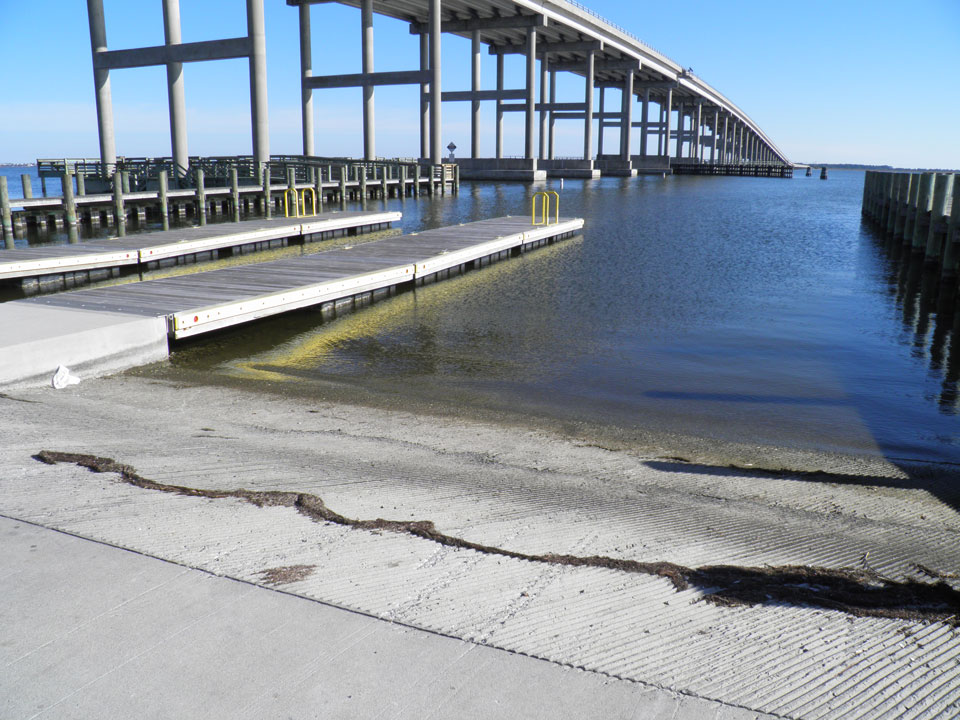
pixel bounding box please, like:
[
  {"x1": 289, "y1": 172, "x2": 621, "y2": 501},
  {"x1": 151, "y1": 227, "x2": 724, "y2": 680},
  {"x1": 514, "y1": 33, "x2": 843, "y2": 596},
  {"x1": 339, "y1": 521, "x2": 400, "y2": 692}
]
[
  {"x1": 867, "y1": 222, "x2": 959, "y2": 415},
  {"x1": 156, "y1": 172, "x2": 958, "y2": 466}
]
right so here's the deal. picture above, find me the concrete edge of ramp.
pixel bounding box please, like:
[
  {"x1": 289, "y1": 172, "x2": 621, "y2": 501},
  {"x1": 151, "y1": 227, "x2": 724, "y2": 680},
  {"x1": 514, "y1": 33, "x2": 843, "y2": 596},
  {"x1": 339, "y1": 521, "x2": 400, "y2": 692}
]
[{"x1": 0, "y1": 303, "x2": 168, "y2": 389}]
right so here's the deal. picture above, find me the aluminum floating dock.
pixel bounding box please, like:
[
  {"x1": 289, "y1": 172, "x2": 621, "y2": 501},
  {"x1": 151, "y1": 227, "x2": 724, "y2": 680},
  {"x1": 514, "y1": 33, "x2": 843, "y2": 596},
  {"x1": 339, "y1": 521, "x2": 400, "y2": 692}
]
[
  {"x1": 0, "y1": 210, "x2": 401, "y2": 289},
  {"x1": 0, "y1": 216, "x2": 584, "y2": 387}
]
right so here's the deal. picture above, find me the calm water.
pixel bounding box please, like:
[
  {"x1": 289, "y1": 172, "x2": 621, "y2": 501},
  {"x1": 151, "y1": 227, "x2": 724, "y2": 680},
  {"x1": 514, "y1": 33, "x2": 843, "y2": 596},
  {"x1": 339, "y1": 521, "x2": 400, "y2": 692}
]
[{"x1": 8, "y1": 164, "x2": 957, "y2": 465}]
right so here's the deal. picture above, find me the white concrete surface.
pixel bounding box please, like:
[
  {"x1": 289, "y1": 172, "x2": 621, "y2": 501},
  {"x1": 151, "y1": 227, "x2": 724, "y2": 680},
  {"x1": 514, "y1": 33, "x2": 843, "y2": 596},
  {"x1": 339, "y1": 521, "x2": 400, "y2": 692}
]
[
  {"x1": 0, "y1": 517, "x2": 772, "y2": 720},
  {"x1": 0, "y1": 304, "x2": 168, "y2": 389},
  {"x1": 1, "y1": 376, "x2": 957, "y2": 719}
]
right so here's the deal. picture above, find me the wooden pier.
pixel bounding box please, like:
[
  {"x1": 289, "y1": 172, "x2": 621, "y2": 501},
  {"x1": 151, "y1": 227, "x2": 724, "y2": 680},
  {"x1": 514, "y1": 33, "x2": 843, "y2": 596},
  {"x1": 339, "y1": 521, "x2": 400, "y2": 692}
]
[
  {"x1": 0, "y1": 211, "x2": 400, "y2": 296},
  {"x1": 0, "y1": 215, "x2": 584, "y2": 387},
  {"x1": 670, "y1": 162, "x2": 793, "y2": 178},
  {"x1": 0, "y1": 156, "x2": 458, "y2": 245}
]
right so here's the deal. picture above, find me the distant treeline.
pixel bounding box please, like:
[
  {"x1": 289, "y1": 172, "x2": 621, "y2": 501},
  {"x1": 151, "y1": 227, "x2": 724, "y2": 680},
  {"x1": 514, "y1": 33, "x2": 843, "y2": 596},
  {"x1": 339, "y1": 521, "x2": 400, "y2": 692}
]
[{"x1": 802, "y1": 163, "x2": 959, "y2": 173}]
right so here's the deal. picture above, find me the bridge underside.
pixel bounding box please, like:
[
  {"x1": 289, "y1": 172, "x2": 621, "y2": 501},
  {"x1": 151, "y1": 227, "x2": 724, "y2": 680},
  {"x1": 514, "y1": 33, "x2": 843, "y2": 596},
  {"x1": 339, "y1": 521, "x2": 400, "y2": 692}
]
[{"x1": 83, "y1": 0, "x2": 790, "y2": 181}]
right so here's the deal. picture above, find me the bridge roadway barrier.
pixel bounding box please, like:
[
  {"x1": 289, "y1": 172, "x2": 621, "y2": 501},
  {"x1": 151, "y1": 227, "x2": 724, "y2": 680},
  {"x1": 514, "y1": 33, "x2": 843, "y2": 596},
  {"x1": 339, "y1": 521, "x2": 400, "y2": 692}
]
[
  {"x1": 862, "y1": 170, "x2": 960, "y2": 280},
  {"x1": 0, "y1": 215, "x2": 584, "y2": 388},
  {"x1": 0, "y1": 211, "x2": 401, "y2": 296}
]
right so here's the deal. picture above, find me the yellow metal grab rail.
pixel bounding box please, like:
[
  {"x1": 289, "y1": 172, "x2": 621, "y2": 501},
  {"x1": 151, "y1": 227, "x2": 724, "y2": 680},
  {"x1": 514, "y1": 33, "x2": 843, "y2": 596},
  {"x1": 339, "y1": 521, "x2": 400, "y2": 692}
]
[
  {"x1": 531, "y1": 191, "x2": 560, "y2": 226},
  {"x1": 300, "y1": 187, "x2": 317, "y2": 217},
  {"x1": 284, "y1": 188, "x2": 318, "y2": 218},
  {"x1": 283, "y1": 188, "x2": 300, "y2": 218}
]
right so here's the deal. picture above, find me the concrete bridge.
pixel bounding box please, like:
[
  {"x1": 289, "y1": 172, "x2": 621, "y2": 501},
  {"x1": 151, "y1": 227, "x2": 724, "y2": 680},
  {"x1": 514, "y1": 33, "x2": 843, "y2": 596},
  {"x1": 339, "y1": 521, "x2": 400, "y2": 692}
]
[{"x1": 84, "y1": 0, "x2": 791, "y2": 181}]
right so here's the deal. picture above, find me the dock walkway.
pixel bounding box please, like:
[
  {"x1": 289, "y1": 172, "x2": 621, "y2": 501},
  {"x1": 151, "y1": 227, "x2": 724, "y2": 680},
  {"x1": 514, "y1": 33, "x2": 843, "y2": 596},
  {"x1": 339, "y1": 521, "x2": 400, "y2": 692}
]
[
  {"x1": 0, "y1": 211, "x2": 400, "y2": 293},
  {"x1": 0, "y1": 216, "x2": 584, "y2": 386}
]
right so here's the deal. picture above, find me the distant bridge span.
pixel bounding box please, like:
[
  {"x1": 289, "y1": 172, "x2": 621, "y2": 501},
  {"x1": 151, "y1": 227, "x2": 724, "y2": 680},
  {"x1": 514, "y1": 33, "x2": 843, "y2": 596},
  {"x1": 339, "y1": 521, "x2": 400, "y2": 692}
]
[{"x1": 84, "y1": 0, "x2": 791, "y2": 180}]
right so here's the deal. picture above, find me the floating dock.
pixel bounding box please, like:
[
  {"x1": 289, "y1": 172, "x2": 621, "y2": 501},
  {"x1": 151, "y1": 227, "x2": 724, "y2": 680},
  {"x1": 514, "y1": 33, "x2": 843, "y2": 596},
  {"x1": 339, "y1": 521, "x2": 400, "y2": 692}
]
[
  {"x1": 0, "y1": 211, "x2": 400, "y2": 295},
  {"x1": 0, "y1": 216, "x2": 584, "y2": 387}
]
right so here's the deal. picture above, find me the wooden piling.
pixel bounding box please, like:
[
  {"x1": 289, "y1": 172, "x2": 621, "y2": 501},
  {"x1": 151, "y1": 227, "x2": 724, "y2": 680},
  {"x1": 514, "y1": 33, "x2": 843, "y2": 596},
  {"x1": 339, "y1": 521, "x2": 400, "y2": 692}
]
[
  {"x1": 20, "y1": 174, "x2": 33, "y2": 199},
  {"x1": 924, "y1": 174, "x2": 952, "y2": 263},
  {"x1": 61, "y1": 172, "x2": 78, "y2": 227},
  {"x1": 263, "y1": 167, "x2": 272, "y2": 220},
  {"x1": 113, "y1": 175, "x2": 126, "y2": 237},
  {"x1": 0, "y1": 176, "x2": 14, "y2": 248},
  {"x1": 121, "y1": 171, "x2": 131, "y2": 194},
  {"x1": 339, "y1": 166, "x2": 347, "y2": 204},
  {"x1": 231, "y1": 168, "x2": 240, "y2": 222},
  {"x1": 912, "y1": 173, "x2": 934, "y2": 252},
  {"x1": 76, "y1": 172, "x2": 86, "y2": 197},
  {"x1": 196, "y1": 168, "x2": 207, "y2": 226},
  {"x1": 942, "y1": 180, "x2": 960, "y2": 279},
  {"x1": 894, "y1": 174, "x2": 913, "y2": 240},
  {"x1": 158, "y1": 170, "x2": 170, "y2": 231},
  {"x1": 314, "y1": 166, "x2": 324, "y2": 213},
  {"x1": 903, "y1": 174, "x2": 921, "y2": 243}
]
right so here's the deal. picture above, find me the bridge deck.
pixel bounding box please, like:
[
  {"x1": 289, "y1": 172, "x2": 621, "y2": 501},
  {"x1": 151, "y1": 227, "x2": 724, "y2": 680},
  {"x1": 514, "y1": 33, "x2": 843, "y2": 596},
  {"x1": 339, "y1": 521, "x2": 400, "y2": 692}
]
[
  {"x1": 1, "y1": 215, "x2": 583, "y2": 387},
  {"x1": 0, "y1": 211, "x2": 400, "y2": 281}
]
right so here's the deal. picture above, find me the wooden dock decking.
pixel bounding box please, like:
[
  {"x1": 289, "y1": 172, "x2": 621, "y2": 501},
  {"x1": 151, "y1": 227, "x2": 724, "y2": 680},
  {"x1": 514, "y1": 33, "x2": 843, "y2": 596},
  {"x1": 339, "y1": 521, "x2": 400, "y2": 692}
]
[
  {"x1": 29, "y1": 216, "x2": 584, "y2": 339},
  {"x1": 0, "y1": 211, "x2": 400, "y2": 286},
  {"x1": 1, "y1": 215, "x2": 583, "y2": 387}
]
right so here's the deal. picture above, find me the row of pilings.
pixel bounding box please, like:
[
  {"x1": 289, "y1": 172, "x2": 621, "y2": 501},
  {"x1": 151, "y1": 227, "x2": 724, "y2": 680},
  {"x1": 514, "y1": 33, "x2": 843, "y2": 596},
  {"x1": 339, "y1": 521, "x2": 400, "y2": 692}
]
[
  {"x1": 862, "y1": 170, "x2": 960, "y2": 411},
  {"x1": 862, "y1": 170, "x2": 959, "y2": 277}
]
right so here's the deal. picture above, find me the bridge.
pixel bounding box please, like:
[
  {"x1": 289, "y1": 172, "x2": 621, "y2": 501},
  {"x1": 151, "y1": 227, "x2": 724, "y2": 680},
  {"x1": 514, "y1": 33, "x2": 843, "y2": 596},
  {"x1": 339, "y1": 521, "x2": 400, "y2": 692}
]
[{"x1": 82, "y1": 0, "x2": 791, "y2": 182}]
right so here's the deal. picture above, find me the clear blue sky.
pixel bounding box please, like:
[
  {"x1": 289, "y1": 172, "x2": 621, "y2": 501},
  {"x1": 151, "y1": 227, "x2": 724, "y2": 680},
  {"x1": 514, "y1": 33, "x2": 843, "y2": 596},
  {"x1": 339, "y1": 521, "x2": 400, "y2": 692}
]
[{"x1": 2, "y1": 0, "x2": 958, "y2": 167}]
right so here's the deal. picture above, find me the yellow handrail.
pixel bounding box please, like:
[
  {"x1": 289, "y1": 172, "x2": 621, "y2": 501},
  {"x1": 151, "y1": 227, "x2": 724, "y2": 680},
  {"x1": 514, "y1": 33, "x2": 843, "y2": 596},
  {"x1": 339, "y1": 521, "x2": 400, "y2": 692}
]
[
  {"x1": 299, "y1": 187, "x2": 317, "y2": 217},
  {"x1": 283, "y1": 188, "x2": 300, "y2": 218},
  {"x1": 532, "y1": 190, "x2": 560, "y2": 226}
]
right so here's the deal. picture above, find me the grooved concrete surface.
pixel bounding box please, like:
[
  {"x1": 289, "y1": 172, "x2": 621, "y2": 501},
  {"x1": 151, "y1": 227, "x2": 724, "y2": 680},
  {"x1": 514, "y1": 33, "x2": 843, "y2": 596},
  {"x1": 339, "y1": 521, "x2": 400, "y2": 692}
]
[{"x1": 1, "y1": 375, "x2": 958, "y2": 719}]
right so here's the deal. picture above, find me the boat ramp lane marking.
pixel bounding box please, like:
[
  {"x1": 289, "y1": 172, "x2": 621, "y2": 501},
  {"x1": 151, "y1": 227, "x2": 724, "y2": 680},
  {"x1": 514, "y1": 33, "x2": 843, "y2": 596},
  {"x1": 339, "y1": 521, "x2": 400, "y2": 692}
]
[
  {"x1": 0, "y1": 250, "x2": 139, "y2": 279},
  {"x1": 169, "y1": 264, "x2": 416, "y2": 339}
]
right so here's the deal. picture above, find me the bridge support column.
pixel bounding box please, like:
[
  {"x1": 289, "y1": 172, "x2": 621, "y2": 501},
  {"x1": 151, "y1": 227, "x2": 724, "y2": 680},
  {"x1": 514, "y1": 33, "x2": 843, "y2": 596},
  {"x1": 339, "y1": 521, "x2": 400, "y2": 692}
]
[
  {"x1": 548, "y1": 70, "x2": 557, "y2": 159},
  {"x1": 361, "y1": 0, "x2": 375, "y2": 160},
  {"x1": 472, "y1": 30, "x2": 481, "y2": 158},
  {"x1": 248, "y1": 0, "x2": 269, "y2": 170},
  {"x1": 429, "y1": 0, "x2": 441, "y2": 165},
  {"x1": 619, "y1": 72, "x2": 633, "y2": 160},
  {"x1": 692, "y1": 99, "x2": 702, "y2": 161},
  {"x1": 721, "y1": 114, "x2": 729, "y2": 163},
  {"x1": 640, "y1": 88, "x2": 649, "y2": 158},
  {"x1": 596, "y1": 87, "x2": 605, "y2": 157},
  {"x1": 298, "y1": 2, "x2": 314, "y2": 156},
  {"x1": 86, "y1": 0, "x2": 117, "y2": 176},
  {"x1": 583, "y1": 50, "x2": 595, "y2": 161},
  {"x1": 711, "y1": 109, "x2": 719, "y2": 163},
  {"x1": 662, "y1": 88, "x2": 672, "y2": 160},
  {"x1": 162, "y1": 0, "x2": 189, "y2": 181},
  {"x1": 495, "y1": 52, "x2": 504, "y2": 159},
  {"x1": 420, "y1": 33, "x2": 429, "y2": 159},
  {"x1": 675, "y1": 101, "x2": 684, "y2": 160},
  {"x1": 524, "y1": 27, "x2": 537, "y2": 160},
  {"x1": 539, "y1": 52, "x2": 549, "y2": 159}
]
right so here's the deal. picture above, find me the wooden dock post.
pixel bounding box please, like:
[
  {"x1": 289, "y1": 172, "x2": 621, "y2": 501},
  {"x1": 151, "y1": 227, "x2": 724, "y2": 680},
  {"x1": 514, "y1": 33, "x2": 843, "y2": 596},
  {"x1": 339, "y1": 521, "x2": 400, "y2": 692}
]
[
  {"x1": 121, "y1": 171, "x2": 131, "y2": 194},
  {"x1": 195, "y1": 168, "x2": 207, "y2": 226},
  {"x1": 231, "y1": 168, "x2": 240, "y2": 222},
  {"x1": 339, "y1": 165, "x2": 347, "y2": 205},
  {"x1": 20, "y1": 174, "x2": 33, "y2": 199},
  {"x1": 113, "y1": 175, "x2": 126, "y2": 237},
  {"x1": 359, "y1": 166, "x2": 368, "y2": 201},
  {"x1": 894, "y1": 173, "x2": 913, "y2": 240},
  {"x1": 0, "y1": 176, "x2": 14, "y2": 248},
  {"x1": 381, "y1": 167, "x2": 388, "y2": 200},
  {"x1": 262, "y1": 167, "x2": 272, "y2": 220},
  {"x1": 76, "y1": 172, "x2": 86, "y2": 197},
  {"x1": 903, "y1": 173, "x2": 921, "y2": 244},
  {"x1": 158, "y1": 170, "x2": 170, "y2": 231},
  {"x1": 61, "y1": 172, "x2": 78, "y2": 228},
  {"x1": 924, "y1": 174, "x2": 953, "y2": 264},
  {"x1": 911, "y1": 173, "x2": 934, "y2": 253},
  {"x1": 942, "y1": 180, "x2": 960, "y2": 279},
  {"x1": 314, "y1": 167, "x2": 324, "y2": 213}
]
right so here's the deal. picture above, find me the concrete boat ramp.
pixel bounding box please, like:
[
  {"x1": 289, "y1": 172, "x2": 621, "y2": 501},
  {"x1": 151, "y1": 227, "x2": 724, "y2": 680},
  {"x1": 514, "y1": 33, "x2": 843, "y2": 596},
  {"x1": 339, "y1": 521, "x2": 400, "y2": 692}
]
[{"x1": 0, "y1": 214, "x2": 584, "y2": 387}]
